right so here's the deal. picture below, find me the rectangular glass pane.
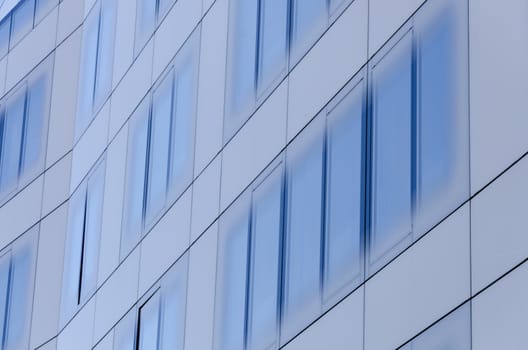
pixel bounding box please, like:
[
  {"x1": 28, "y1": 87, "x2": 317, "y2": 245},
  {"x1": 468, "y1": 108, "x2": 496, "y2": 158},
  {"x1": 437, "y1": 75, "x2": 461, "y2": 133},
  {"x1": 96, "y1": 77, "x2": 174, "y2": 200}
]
[
  {"x1": 160, "y1": 258, "x2": 187, "y2": 350},
  {"x1": 135, "y1": 0, "x2": 156, "y2": 54},
  {"x1": 324, "y1": 81, "x2": 364, "y2": 302},
  {"x1": 157, "y1": 0, "x2": 173, "y2": 21},
  {"x1": 35, "y1": 0, "x2": 58, "y2": 23},
  {"x1": 6, "y1": 229, "x2": 36, "y2": 350},
  {"x1": 75, "y1": 7, "x2": 100, "y2": 137},
  {"x1": 10, "y1": 0, "x2": 34, "y2": 48},
  {"x1": 329, "y1": 0, "x2": 347, "y2": 16},
  {"x1": 0, "y1": 89, "x2": 26, "y2": 195},
  {"x1": 370, "y1": 32, "x2": 413, "y2": 269},
  {"x1": 0, "y1": 252, "x2": 11, "y2": 347},
  {"x1": 60, "y1": 184, "x2": 86, "y2": 320},
  {"x1": 225, "y1": 0, "x2": 258, "y2": 136},
  {"x1": 257, "y1": 0, "x2": 289, "y2": 95},
  {"x1": 0, "y1": 17, "x2": 11, "y2": 57},
  {"x1": 94, "y1": 0, "x2": 116, "y2": 110},
  {"x1": 291, "y1": 0, "x2": 327, "y2": 62},
  {"x1": 146, "y1": 73, "x2": 173, "y2": 225},
  {"x1": 282, "y1": 123, "x2": 324, "y2": 343},
  {"x1": 215, "y1": 203, "x2": 250, "y2": 350},
  {"x1": 138, "y1": 293, "x2": 161, "y2": 350},
  {"x1": 114, "y1": 309, "x2": 137, "y2": 350},
  {"x1": 80, "y1": 162, "x2": 105, "y2": 301},
  {"x1": 122, "y1": 102, "x2": 150, "y2": 257},
  {"x1": 169, "y1": 62, "x2": 195, "y2": 200},
  {"x1": 22, "y1": 74, "x2": 48, "y2": 175},
  {"x1": 247, "y1": 166, "x2": 283, "y2": 350}
]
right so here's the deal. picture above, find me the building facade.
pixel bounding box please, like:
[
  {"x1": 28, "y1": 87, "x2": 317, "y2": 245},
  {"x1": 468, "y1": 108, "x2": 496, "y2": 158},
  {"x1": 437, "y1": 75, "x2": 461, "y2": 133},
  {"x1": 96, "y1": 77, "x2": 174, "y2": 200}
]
[{"x1": 0, "y1": 0, "x2": 525, "y2": 349}]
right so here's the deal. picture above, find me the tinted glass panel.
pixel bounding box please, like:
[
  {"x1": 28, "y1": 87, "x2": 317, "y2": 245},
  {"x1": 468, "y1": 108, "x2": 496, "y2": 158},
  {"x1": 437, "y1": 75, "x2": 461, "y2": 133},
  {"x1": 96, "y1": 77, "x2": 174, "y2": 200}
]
[
  {"x1": 0, "y1": 90, "x2": 25, "y2": 194},
  {"x1": 0, "y1": 252, "x2": 11, "y2": 347},
  {"x1": 215, "y1": 208, "x2": 250, "y2": 350},
  {"x1": 324, "y1": 81, "x2": 364, "y2": 302},
  {"x1": 122, "y1": 102, "x2": 150, "y2": 256},
  {"x1": 157, "y1": 0, "x2": 173, "y2": 20},
  {"x1": 291, "y1": 0, "x2": 327, "y2": 61},
  {"x1": 80, "y1": 163, "x2": 105, "y2": 301},
  {"x1": 370, "y1": 32, "x2": 413, "y2": 268},
  {"x1": 135, "y1": 0, "x2": 156, "y2": 53},
  {"x1": 146, "y1": 73, "x2": 172, "y2": 225},
  {"x1": 22, "y1": 75, "x2": 47, "y2": 175},
  {"x1": 94, "y1": 0, "x2": 116, "y2": 109},
  {"x1": 138, "y1": 294, "x2": 161, "y2": 350},
  {"x1": 35, "y1": 0, "x2": 58, "y2": 23},
  {"x1": 257, "y1": 0, "x2": 288, "y2": 95},
  {"x1": 282, "y1": 123, "x2": 324, "y2": 343},
  {"x1": 247, "y1": 167, "x2": 282, "y2": 350},
  {"x1": 160, "y1": 259, "x2": 187, "y2": 350},
  {"x1": 169, "y1": 63, "x2": 195, "y2": 199},
  {"x1": 10, "y1": 0, "x2": 34, "y2": 48},
  {"x1": 114, "y1": 309, "x2": 137, "y2": 350},
  {"x1": 0, "y1": 18, "x2": 10, "y2": 57}
]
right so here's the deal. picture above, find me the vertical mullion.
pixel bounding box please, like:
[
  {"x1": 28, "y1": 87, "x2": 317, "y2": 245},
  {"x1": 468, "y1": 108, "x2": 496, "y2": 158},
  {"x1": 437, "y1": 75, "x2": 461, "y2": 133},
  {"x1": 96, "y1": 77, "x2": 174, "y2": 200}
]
[
  {"x1": 410, "y1": 30, "x2": 418, "y2": 233},
  {"x1": 142, "y1": 105, "x2": 154, "y2": 232},
  {"x1": 242, "y1": 200, "x2": 253, "y2": 350},
  {"x1": 277, "y1": 164, "x2": 287, "y2": 345},
  {"x1": 254, "y1": 0, "x2": 263, "y2": 92},
  {"x1": 92, "y1": 5, "x2": 103, "y2": 111},
  {"x1": 17, "y1": 87, "x2": 29, "y2": 178},
  {"x1": 77, "y1": 190, "x2": 89, "y2": 305},
  {"x1": 319, "y1": 122, "x2": 328, "y2": 304},
  {"x1": 0, "y1": 258, "x2": 12, "y2": 350},
  {"x1": 166, "y1": 71, "x2": 176, "y2": 194}
]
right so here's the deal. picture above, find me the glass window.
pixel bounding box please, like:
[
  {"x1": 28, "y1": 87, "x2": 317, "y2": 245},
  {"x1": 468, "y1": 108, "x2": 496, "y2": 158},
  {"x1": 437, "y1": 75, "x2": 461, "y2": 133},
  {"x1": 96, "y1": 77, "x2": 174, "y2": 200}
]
[
  {"x1": 256, "y1": 0, "x2": 289, "y2": 96},
  {"x1": 93, "y1": 0, "x2": 116, "y2": 110},
  {"x1": 146, "y1": 72, "x2": 173, "y2": 226},
  {"x1": 168, "y1": 59, "x2": 196, "y2": 200},
  {"x1": 35, "y1": 0, "x2": 58, "y2": 24},
  {"x1": 22, "y1": 74, "x2": 48, "y2": 175},
  {"x1": 214, "y1": 200, "x2": 250, "y2": 350},
  {"x1": 157, "y1": 0, "x2": 173, "y2": 21},
  {"x1": 282, "y1": 120, "x2": 325, "y2": 344},
  {"x1": 324, "y1": 79, "x2": 365, "y2": 303},
  {"x1": 122, "y1": 100, "x2": 150, "y2": 257},
  {"x1": 370, "y1": 31, "x2": 413, "y2": 270},
  {"x1": 0, "y1": 89, "x2": 26, "y2": 195},
  {"x1": 138, "y1": 293, "x2": 161, "y2": 350},
  {"x1": 329, "y1": 0, "x2": 348, "y2": 16},
  {"x1": 135, "y1": 0, "x2": 156, "y2": 54},
  {"x1": 0, "y1": 251, "x2": 11, "y2": 347},
  {"x1": 10, "y1": 0, "x2": 34, "y2": 48},
  {"x1": 0, "y1": 17, "x2": 11, "y2": 58},
  {"x1": 290, "y1": 0, "x2": 327, "y2": 63},
  {"x1": 160, "y1": 257, "x2": 188, "y2": 350},
  {"x1": 225, "y1": 0, "x2": 259, "y2": 138},
  {"x1": 247, "y1": 165, "x2": 283, "y2": 350}
]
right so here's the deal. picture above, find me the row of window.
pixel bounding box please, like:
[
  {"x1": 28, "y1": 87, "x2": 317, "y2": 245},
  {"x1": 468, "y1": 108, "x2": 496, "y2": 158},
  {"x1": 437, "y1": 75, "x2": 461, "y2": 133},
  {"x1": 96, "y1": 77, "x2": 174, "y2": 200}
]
[
  {"x1": 76, "y1": 0, "x2": 117, "y2": 139},
  {"x1": 225, "y1": 0, "x2": 353, "y2": 140},
  {"x1": 60, "y1": 159, "x2": 105, "y2": 325},
  {"x1": 113, "y1": 256, "x2": 188, "y2": 350},
  {"x1": 215, "y1": 0, "x2": 468, "y2": 348},
  {"x1": 0, "y1": 227, "x2": 38, "y2": 350},
  {"x1": 0, "y1": 57, "x2": 52, "y2": 203},
  {"x1": 0, "y1": 0, "x2": 58, "y2": 58},
  {"x1": 121, "y1": 31, "x2": 199, "y2": 259}
]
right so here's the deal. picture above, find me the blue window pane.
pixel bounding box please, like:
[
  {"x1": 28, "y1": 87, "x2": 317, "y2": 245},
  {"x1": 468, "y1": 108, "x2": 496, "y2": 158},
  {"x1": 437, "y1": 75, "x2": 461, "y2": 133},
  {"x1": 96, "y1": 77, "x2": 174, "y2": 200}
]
[
  {"x1": 257, "y1": 0, "x2": 288, "y2": 95},
  {"x1": 60, "y1": 183, "x2": 86, "y2": 320},
  {"x1": 215, "y1": 205, "x2": 250, "y2": 350},
  {"x1": 93, "y1": 0, "x2": 116, "y2": 110},
  {"x1": 157, "y1": 0, "x2": 173, "y2": 21},
  {"x1": 370, "y1": 32, "x2": 413, "y2": 269},
  {"x1": 138, "y1": 293, "x2": 161, "y2": 350},
  {"x1": 35, "y1": 0, "x2": 58, "y2": 23},
  {"x1": 76, "y1": 7, "x2": 99, "y2": 136},
  {"x1": 10, "y1": 0, "x2": 34, "y2": 48},
  {"x1": 6, "y1": 230, "x2": 36, "y2": 350},
  {"x1": 146, "y1": 73, "x2": 173, "y2": 225},
  {"x1": 0, "y1": 17, "x2": 11, "y2": 58},
  {"x1": 291, "y1": 0, "x2": 327, "y2": 62},
  {"x1": 122, "y1": 102, "x2": 150, "y2": 256},
  {"x1": 169, "y1": 62, "x2": 195, "y2": 200},
  {"x1": 329, "y1": 0, "x2": 347, "y2": 16},
  {"x1": 247, "y1": 167, "x2": 282, "y2": 350},
  {"x1": 225, "y1": 0, "x2": 258, "y2": 134},
  {"x1": 80, "y1": 163, "x2": 105, "y2": 301},
  {"x1": 22, "y1": 75, "x2": 48, "y2": 175},
  {"x1": 282, "y1": 124, "x2": 324, "y2": 343},
  {"x1": 160, "y1": 258, "x2": 187, "y2": 350},
  {"x1": 0, "y1": 252, "x2": 11, "y2": 347},
  {"x1": 0, "y1": 90, "x2": 26, "y2": 195},
  {"x1": 114, "y1": 309, "x2": 137, "y2": 350},
  {"x1": 135, "y1": 0, "x2": 156, "y2": 53},
  {"x1": 324, "y1": 81, "x2": 364, "y2": 302},
  {"x1": 411, "y1": 304, "x2": 471, "y2": 349}
]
